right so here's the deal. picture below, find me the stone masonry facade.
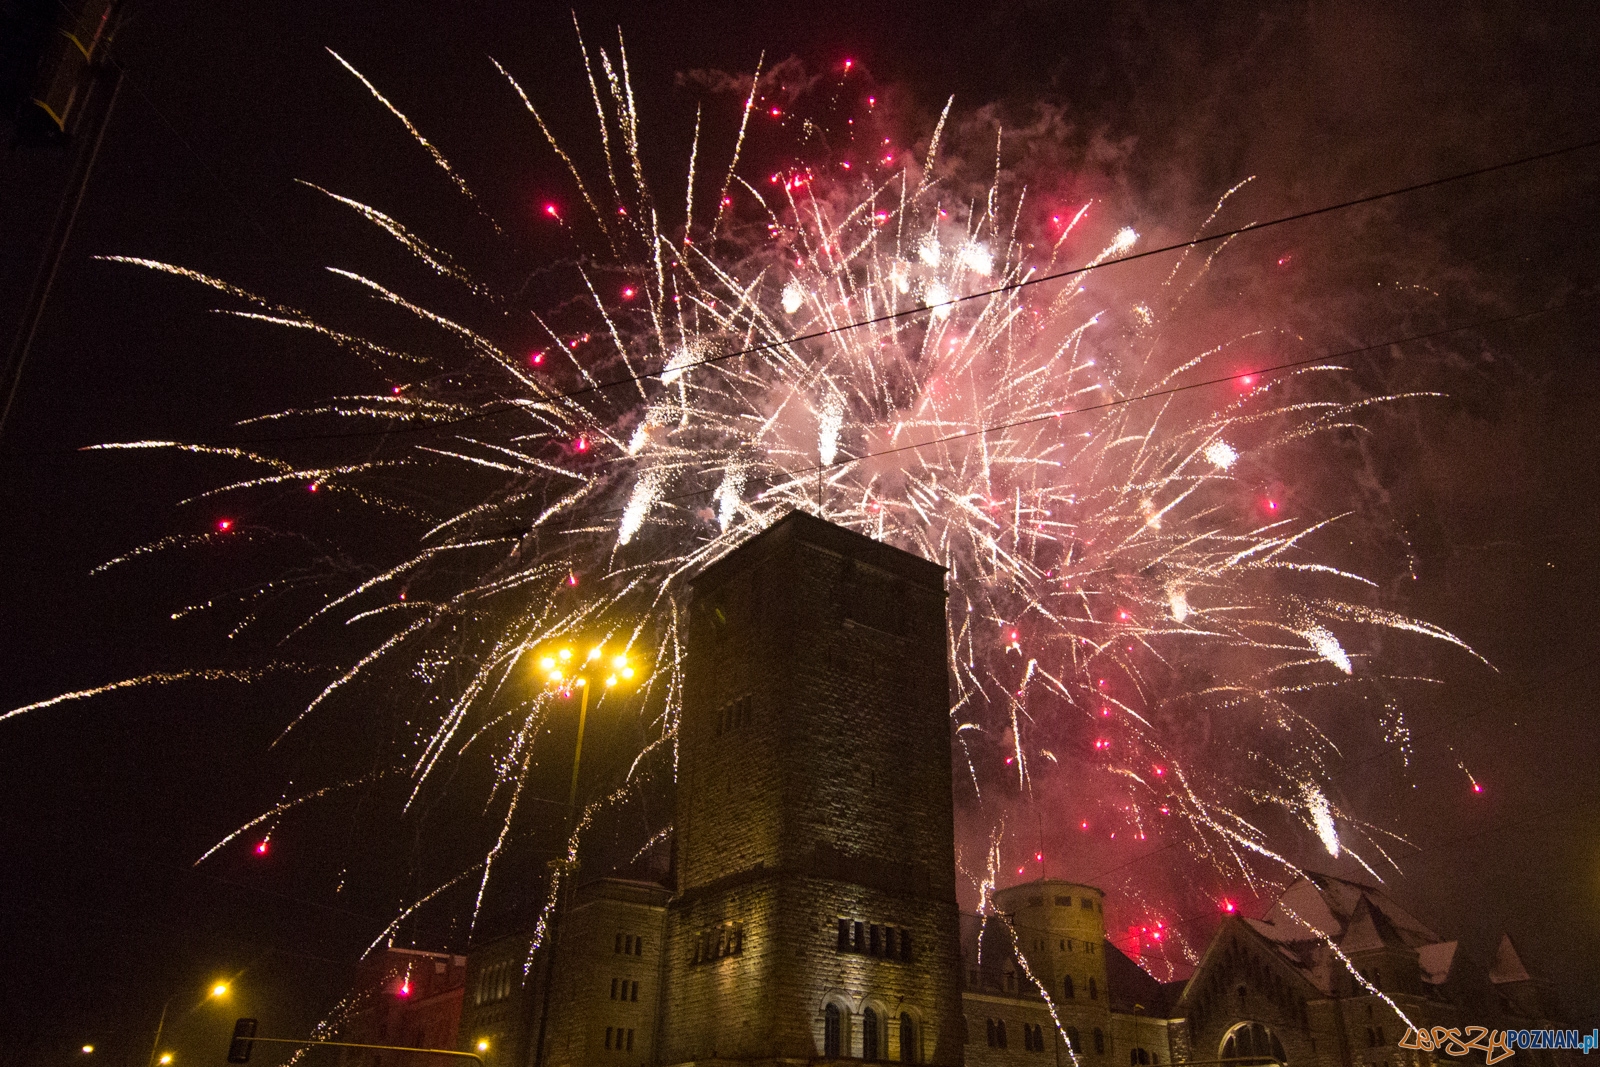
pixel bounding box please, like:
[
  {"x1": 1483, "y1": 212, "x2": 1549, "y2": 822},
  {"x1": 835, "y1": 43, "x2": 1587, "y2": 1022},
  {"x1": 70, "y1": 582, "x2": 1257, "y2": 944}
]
[{"x1": 442, "y1": 514, "x2": 1576, "y2": 1067}]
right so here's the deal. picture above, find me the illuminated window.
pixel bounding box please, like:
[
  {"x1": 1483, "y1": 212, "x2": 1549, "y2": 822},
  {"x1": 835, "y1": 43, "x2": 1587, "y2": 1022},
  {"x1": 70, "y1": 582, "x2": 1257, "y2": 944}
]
[
  {"x1": 824, "y1": 1004, "x2": 842, "y2": 1058},
  {"x1": 864, "y1": 1008, "x2": 880, "y2": 1062}
]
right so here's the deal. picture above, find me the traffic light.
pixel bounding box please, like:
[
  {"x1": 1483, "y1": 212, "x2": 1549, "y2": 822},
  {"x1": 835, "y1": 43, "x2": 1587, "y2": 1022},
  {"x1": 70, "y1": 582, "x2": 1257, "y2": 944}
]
[{"x1": 227, "y1": 1018, "x2": 258, "y2": 1064}]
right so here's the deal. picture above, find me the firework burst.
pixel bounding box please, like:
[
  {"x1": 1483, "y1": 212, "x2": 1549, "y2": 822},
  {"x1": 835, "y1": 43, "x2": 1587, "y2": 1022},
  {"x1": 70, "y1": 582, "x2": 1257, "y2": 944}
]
[{"x1": 15, "y1": 30, "x2": 1485, "y2": 979}]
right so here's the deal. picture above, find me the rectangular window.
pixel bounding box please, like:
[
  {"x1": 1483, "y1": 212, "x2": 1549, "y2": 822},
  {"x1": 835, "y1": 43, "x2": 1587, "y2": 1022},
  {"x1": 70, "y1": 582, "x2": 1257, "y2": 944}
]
[
  {"x1": 900, "y1": 929, "x2": 913, "y2": 961},
  {"x1": 631, "y1": 980, "x2": 639, "y2": 1002},
  {"x1": 1081, "y1": 898, "x2": 1093, "y2": 910},
  {"x1": 1055, "y1": 895, "x2": 1073, "y2": 906},
  {"x1": 626, "y1": 1028, "x2": 635, "y2": 1052},
  {"x1": 610, "y1": 978, "x2": 619, "y2": 1000},
  {"x1": 634, "y1": 936, "x2": 644, "y2": 956},
  {"x1": 854, "y1": 920, "x2": 866, "y2": 951},
  {"x1": 838, "y1": 918, "x2": 851, "y2": 951},
  {"x1": 870, "y1": 924, "x2": 882, "y2": 955},
  {"x1": 606, "y1": 1027, "x2": 614, "y2": 1049}
]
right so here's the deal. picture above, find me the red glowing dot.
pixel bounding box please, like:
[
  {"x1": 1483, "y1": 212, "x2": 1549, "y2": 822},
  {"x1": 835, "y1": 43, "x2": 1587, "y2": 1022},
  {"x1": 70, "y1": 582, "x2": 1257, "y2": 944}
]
[
  {"x1": 398, "y1": 982, "x2": 411, "y2": 998},
  {"x1": 867, "y1": 96, "x2": 876, "y2": 106},
  {"x1": 543, "y1": 203, "x2": 559, "y2": 217},
  {"x1": 1097, "y1": 678, "x2": 1107, "y2": 687},
  {"x1": 1159, "y1": 806, "x2": 1170, "y2": 815},
  {"x1": 1277, "y1": 255, "x2": 1292, "y2": 267},
  {"x1": 843, "y1": 58, "x2": 853, "y2": 71},
  {"x1": 1101, "y1": 707, "x2": 1111, "y2": 717},
  {"x1": 1239, "y1": 374, "x2": 1255, "y2": 386},
  {"x1": 566, "y1": 573, "x2": 579, "y2": 587},
  {"x1": 1034, "y1": 852, "x2": 1043, "y2": 862},
  {"x1": 1080, "y1": 821, "x2": 1089, "y2": 830},
  {"x1": 1016, "y1": 866, "x2": 1025, "y2": 875},
  {"x1": 621, "y1": 287, "x2": 636, "y2": 300},
  {"x1": 769, "y1": 107, "x2": 782, "y2": 117},
  {"x1": 840, "y1": 161, "x2": 851, "y2": 170},
  {"x1": 216, "y1": 519, "x2": 233, "y2": 531},
  {"x1": 398, "y1": 591, "x2": 406, "y2": 601},
  {"x1": 1009, "y1": 630, "x2": 1019, "y2": 640},
  {"x1": 529, "y1": 351, "x2": 545, "y2": 366},
  {"x1": 1118, "y1": 611, "x2": 1129, "y2": 620},
  {"x1": 255, "y1": 840, "x2": 269, "y2": 855},
  {"x1": 1472, "y1": 782, "x2": 1484, "y2": 794},
  {"x1": 1221, "y1": 900, "x2": 1237, "y2": 913},
  {"x1": 1266, "y1": 500, "x2": 1279, "y2": 511},
  {"x1": 1154, "y1": 766, "x2": 1165, "y2": 776},
  {"x1": 392, "y1": 386, "x2": 402, "y2": 395},
  {"x1": 1004, "y1": 757, "x2": 1014, "y2": 765},
  {"x1": 307, "y1": 483, "x2": 318, "y2": 493},
  {"x1": 573, "y1": 437, "x2": 589, "y2": 453}
]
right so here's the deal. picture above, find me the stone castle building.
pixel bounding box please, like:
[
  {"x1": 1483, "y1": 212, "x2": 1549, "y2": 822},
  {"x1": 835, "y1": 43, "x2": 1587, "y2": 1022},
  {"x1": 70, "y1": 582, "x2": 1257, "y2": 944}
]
[{"x1": 426, "y1": 513, "x2": 1573, "y2": 1067}]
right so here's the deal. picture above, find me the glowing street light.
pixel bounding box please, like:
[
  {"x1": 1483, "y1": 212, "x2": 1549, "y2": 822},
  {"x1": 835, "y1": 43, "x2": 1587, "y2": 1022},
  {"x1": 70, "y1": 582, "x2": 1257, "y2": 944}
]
[
  {"x1": 525, "y1": 642, "x2": 648, "y2": 820},
  {"x1": 477, "y1": 1039, "x2": 491, "y2": 1052},
  {"x1": 526, "y1": 639, "x2": 647, "y2": 1067},
  {"x1": 147, "y1": 981, "x2": 232, "y2": 1067},
  {"x1": 80, "y1": 1046, "x2": 94, "y2": 1055}
]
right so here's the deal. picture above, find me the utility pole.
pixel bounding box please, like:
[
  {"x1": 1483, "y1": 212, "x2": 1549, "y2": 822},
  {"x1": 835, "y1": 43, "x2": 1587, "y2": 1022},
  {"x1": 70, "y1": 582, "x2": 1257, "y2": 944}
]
[{"x1": 1, "y1": 0, "x2": 128, "y2": 441}]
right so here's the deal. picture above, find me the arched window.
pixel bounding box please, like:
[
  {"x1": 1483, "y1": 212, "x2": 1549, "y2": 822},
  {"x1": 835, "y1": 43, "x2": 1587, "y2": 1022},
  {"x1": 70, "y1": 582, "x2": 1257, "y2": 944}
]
[
  {"x1": 996, "y1": 1020, "x2": 1009, "y2": 1050},
  {"x1": 1088, "y1": 977, "x2": 1098, "y2": 1000},
  {"x1": 1221, "y1": 1022, "x2": 1286, "y2": 1066},
  {"x1": 987, "y1": 1019, "x2": 997, "y2": 1048},
  {"x1": 824, "y1": 1004, "x2": 842, "y2": 1059},
  {"x1": 1067, "y1": 1027, "x2": 1081, "y2": 1053},
  {"x1": 864, "y1": 1008, "x2": 880, "y2": 1062},
  {"x1": 1064, "y1": 975, "x2": 1075, "y2": 999},
  {"x1": 1094, "y1": 1028, "x2": 1106, "y2": 1055},
  {"x1": 900, "y1": 1014, "x2": 916, "y2": 1064}
]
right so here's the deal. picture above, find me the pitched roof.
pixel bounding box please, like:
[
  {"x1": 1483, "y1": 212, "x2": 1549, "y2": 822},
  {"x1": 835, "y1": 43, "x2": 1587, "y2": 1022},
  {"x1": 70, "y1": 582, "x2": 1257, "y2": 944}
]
[
  {"x1": 1489, "y1": 935, "x2": 1534, "y2": 984},
  {"x1": 1105, "y1": 940, "x2": 1183, "y2": 1016},
  {"x1": 1338, "y1": 895, "x2": 1412, "y2": 955},
  {"x1": 1417, "y1": 941, "x2": 1459, "y2": 985},
  {"x1": 1264, "y1": 872, "x2": 1439, "y2": 948}
]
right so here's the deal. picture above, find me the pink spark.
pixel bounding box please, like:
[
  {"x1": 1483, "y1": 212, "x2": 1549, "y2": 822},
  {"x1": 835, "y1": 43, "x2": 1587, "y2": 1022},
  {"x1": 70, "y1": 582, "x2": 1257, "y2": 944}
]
[
  {"x1": 255, "y1": 840, "x2": 269, "y2": 855},
  {"x1": 621, "y1": 286, "x2": 636, "y2": 300},
  {"x1": 573, "y1": 436, "x2": 589, "y2": 453},
  {"x1": 1080, "y1": 821, "x2": 1089, "y2": 830},
  {"x1": 307, "y1": 483, "x2": 318, "y2": 493},
  {"x1": 528, "y1": 351, "x2": 544, "y2": 366},
  {"x1": 1473, "y1": 782, "x2": 1484, "y2": 794},
  {"x1": 216, "y1": 519, "x2": 233, "y2": 531},
  {"x1": 566, "y1": 572, "x2": 579, "y2": 587},
  {"x1": 543, "y1": 203, "x2": 559, "y2": 218},
  {"x1": 843, "y1": 58, "x2": 854, "y2": 71}
]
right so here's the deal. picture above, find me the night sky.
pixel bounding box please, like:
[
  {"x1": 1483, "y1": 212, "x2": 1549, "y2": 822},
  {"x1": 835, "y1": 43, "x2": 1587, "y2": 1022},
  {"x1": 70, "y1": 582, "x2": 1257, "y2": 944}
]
[{"x1": 2, "y1": 3, "x2": 1598, "y2": 1064}]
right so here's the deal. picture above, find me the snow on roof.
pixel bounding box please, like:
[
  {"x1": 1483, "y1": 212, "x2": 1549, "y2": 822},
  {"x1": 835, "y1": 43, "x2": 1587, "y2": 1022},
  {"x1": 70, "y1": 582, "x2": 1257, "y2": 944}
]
[
  {"x1": 1418, "y1": 941, "x2": 1459, "y2": 985},
  {"x1": 1489, "y1": 935, "x2": 1534, "y2": 984}
]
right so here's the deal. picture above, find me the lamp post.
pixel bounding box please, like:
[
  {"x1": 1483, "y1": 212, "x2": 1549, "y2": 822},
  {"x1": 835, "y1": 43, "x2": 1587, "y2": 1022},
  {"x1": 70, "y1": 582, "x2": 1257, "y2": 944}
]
[
  {"x1": 147, "y1": 981, "x2": 228, "y2": 1067},
  {"x1": 527, "y1": 641, "x2": 643, "y2": 1067}
]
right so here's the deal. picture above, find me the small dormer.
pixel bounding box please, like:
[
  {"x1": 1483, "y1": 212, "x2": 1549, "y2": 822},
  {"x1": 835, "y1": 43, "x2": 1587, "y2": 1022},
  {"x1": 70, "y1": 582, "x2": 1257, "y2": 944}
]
[{"x1": 1339, "y1": 896, "x2": 1421, "y2": 996}]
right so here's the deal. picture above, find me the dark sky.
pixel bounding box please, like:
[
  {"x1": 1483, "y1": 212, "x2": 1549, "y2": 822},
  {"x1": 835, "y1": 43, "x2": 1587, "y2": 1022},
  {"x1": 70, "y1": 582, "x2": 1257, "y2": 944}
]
[{"x1": 2, "y1": 2, "x2": 1598, "y2": 1063}]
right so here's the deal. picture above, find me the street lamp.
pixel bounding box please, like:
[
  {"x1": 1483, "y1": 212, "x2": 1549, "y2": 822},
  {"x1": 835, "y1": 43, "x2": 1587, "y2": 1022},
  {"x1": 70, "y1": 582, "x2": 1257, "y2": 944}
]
[
  {"x1": 528, "y1": 640, "x2": 645, "y2": 1067},
  {"x1": 148, "y1": 981, "x2": 230, "y2": 1067},
  {"x1": 531, "y1": 642, "x2": 643, "y2": 821}
]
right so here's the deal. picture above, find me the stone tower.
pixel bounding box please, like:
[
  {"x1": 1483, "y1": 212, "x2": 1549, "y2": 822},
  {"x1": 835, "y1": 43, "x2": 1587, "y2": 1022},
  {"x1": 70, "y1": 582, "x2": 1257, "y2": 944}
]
[{"x1": 657, "y1": 511, "x2": 963, "y2": 1067}]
